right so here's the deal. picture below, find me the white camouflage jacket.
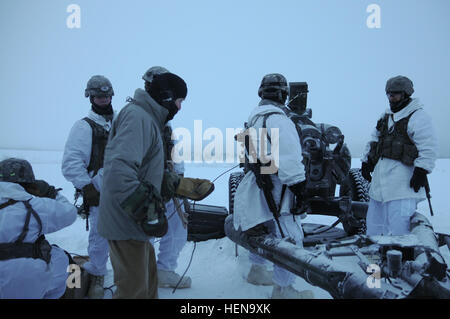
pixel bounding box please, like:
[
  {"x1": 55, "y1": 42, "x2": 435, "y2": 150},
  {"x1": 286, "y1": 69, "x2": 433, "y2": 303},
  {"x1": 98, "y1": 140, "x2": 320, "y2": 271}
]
[
  {"x1": 0, "y1": 182, "x2": 77, "y2": 298},
  {"x1": 361, "y1": 98, "x2": 438, "y2": 203},
  {"x1": 61, "y1": 110, "x2": 113, "y2": 196},
  {"x1": 233, "y1": 102, "x2": 306, "y2": 232}
]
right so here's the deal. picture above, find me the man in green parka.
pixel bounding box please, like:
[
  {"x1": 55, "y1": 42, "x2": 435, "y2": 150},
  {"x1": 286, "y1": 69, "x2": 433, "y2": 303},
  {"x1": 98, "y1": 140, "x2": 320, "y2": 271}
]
[{"x1": 98, "y1": 70, "x2": 213, "y2": 299}]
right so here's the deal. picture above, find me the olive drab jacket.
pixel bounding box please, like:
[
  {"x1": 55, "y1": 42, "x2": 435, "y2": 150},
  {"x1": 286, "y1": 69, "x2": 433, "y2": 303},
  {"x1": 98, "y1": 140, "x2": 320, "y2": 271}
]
[
  {"x1": 361, "y1": 98, "x2": 438, "y2": 203},
  {"x1": 98, "y1": 89, "x2": 168, "y2": 241}
]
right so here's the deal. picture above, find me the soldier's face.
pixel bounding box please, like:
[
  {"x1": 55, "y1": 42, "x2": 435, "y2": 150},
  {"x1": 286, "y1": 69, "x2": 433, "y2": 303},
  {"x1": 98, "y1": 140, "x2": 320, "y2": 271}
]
[
  {"x1": 175, "y1": 98, "x2": 184, "y2": 111},
  {"x1": 386, "y1": 91, "x2": 403, "y2": 103},
  {"x1": 93, "y1": 96, "x2": 112, "y2": 106}
]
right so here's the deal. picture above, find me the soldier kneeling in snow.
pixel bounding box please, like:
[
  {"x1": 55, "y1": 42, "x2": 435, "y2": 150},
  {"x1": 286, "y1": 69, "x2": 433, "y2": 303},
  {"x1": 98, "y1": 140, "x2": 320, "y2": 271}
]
[{"x1": 0, "y1": 158, "x2": 77, "y2": 299}]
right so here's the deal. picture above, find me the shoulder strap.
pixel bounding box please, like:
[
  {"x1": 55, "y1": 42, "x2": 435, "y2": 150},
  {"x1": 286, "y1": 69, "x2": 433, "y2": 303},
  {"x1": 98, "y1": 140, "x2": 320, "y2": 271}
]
[
  {"x1": 252, "y1": 111, "x2": 283, "y2": 144},
  {"x1": 83, "y1": 117, "x2": 110, "y2": 135},
  {"x1": 262, "y1": 111, "x2": 282, "y2": 129},
  {"x1": 0, "y1": 199, "x2": 18, "y2": 210},
  {"x1": 16, "y1": 200, "x2": 43, "y2": 244},
  {"x1": 394, "y1": 109, "x2": 418, "y2": 142},
  {"x1": 376, "y1": 113, "x2": 390, "y2": 134},
  {"x1": 395, "y1": 109, "x2": 418, "y2": 126},
  {"x1": 249, "y1": 111, "x2": 281, "y2": 128},
  {"x1": 82, "y1": 116, "x2": 96, "y2": 128}
]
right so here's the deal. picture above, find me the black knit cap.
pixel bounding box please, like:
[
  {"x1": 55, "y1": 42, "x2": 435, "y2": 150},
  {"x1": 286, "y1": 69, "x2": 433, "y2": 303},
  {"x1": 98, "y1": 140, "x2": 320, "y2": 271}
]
[{"x1": 146, "y1": 72, "x2": 187, "y2": 104}]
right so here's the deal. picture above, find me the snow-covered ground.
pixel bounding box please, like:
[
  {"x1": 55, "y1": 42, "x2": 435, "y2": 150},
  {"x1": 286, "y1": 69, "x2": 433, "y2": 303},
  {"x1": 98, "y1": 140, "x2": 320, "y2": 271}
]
[{"x1": 1, "y1": 149, "x2": 449, "y2": 299}]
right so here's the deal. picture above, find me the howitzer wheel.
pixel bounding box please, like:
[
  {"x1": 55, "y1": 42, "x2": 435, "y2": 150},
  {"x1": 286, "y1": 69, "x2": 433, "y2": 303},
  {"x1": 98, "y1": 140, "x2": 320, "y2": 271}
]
[
  {"x1": 339, "y1": 168, "x2": 370, "y2": 235},
  {"x1": 228, "y1": 171, "x2": 245, "y2": 214}
]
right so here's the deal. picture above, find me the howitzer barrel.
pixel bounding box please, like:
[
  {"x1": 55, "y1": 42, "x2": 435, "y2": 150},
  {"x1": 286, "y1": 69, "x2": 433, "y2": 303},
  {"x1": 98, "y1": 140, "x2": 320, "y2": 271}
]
[
  {"x1": 225, "y1": 212, "x2": 450, "y2": 298},
  {"x1": 307, "y1": 198, "x2": 368, "y2": 219},
  {"x1": 225, "y1": 215, "x2": 400, "y2": 298}
]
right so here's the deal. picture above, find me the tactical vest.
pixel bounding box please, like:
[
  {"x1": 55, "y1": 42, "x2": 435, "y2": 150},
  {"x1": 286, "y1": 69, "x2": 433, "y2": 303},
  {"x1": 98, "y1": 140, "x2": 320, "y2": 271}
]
[
  {"x1": 83, "y1": 117, "x2": 110, "y2": 175},
  {"x1": 0, "y1": 199, "x2": 52, "y2": 263},
  {"x1": 368, "y1": 111, "x2": 418, "y2": 166}
]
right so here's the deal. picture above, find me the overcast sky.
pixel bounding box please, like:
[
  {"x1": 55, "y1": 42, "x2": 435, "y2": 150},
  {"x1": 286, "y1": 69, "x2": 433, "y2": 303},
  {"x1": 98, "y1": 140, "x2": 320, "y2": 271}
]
[{"x1": 0, "y1": 0, "x2": 449, "y2": 159}]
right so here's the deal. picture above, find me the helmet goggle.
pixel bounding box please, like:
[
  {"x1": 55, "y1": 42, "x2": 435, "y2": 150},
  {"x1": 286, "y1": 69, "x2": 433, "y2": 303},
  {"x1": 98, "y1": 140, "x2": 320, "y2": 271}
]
[
  {"x1": 90, "y1": 86, "x2": 113, "y2": 97},
  {"x1": 100, "y1": 86, "x2": 111, "y2": 92}
]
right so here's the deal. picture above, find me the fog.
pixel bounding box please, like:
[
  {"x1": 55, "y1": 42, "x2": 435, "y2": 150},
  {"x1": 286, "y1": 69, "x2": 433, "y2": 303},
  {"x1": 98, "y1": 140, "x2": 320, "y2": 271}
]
[{"x1": 1, "y1": 0, "x2": 449, "y2": 158}]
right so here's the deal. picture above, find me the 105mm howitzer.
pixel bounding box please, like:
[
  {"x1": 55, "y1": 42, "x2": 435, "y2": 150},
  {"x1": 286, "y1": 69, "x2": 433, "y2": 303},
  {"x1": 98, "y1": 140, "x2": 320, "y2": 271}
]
[{"x1": 226, "y1": 82, "x2": 450, "y2": 298}]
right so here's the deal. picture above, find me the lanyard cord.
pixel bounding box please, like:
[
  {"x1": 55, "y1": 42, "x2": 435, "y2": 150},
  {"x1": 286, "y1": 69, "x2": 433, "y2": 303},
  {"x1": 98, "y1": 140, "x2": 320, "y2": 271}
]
[{"x1": 170, "y1": 164, "x2": 240, "y2": 293}]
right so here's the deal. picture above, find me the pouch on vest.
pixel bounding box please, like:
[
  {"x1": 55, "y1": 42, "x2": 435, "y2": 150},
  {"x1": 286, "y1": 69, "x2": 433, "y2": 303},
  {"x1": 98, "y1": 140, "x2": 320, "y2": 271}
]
[
  {"x1": 369, "y1": 111, "x2": 418, "y2": 167},
  {"x1": 402, "y1": 144, "x2": 418, "y2": 166},
  {"x1": 390, "y1": 138, "x2": 404, "y2": 159}
]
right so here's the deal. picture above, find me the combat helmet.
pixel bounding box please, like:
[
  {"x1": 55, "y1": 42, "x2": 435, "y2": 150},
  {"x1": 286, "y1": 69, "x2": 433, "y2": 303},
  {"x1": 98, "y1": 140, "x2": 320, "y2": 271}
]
[
  {"x1": 258, "y1": 73, "x2": 289, "y2": 103},
  {"x1": 385, "y1": 76, "x2": 414, "y2": 96},
  {"x1": 142, "y1": 66, "x2": 169, "y2": 83},
  {"x1": 85, "y1": 75, "x2": 114, "y2": 98},
  {"x1": 0, "y1": 158, "x2": 35, "y2": 184}
]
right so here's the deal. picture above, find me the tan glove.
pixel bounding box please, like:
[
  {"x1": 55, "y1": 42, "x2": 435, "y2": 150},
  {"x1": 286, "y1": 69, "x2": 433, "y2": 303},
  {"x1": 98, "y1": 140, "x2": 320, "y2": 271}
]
[{"x1": 175, "y1": 177, "x2": 214, "y2": 201}]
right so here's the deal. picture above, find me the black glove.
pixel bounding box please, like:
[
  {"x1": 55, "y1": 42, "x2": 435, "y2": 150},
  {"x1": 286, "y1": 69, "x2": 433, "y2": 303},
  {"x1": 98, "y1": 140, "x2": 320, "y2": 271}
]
[
  {"x1": 82, "y1": 183, "x2": 100, "y2": 207},
  {"x1": 288, "y1": 181, "x2": 310, "y2": 215},
  {"x1": 410, "y1": 167, "x2": 428, "y2": 193},
  {"x1": 361, "y1": 162, "x2": 374, "y2": 182},
  {"x1": 23, "y1": 180, "x2": 59, "y2": 199},
  {"x1": 288, "y1": 181, "x2": 306, "y2": 198}
]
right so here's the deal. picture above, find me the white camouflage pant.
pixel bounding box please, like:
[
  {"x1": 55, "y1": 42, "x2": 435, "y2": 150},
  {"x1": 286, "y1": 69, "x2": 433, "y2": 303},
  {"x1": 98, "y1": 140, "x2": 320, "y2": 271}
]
[
  {"x1": 83, "y1": 207, "x2": 109, "y2": 276},
  {"x1": 150, "y1": 199, "x2": 187, "y2": 272},
  {"x1": 366, "y1": 198, "x2": 417, "y2": 236},
  {"x1": 249, "y1": 214, "x2": 304, "y2": 287}
]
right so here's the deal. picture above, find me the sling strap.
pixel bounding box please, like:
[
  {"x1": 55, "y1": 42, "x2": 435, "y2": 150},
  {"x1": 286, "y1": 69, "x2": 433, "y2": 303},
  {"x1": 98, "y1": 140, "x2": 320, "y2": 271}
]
[{"x1": 0, "y1": 199, "x2": 18, "y2": 210}]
